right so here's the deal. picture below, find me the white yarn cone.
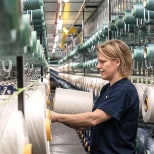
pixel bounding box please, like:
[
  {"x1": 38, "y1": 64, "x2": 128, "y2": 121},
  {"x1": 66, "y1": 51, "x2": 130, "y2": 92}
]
[{"x1": 53, "y1": 88, "x2": 93, "y2": 114}]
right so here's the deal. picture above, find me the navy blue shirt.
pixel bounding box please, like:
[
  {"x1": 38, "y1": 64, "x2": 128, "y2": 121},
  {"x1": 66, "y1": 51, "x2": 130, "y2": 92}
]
[{"x1": 90, "y1": 78, "x2": 139, "y2": 154}]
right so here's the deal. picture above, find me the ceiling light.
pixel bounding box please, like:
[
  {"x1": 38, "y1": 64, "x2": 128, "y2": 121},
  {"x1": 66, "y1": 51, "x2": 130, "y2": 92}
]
[
  {"x1": 52, "y1": 49, "x2": 55, "y2": 53},
  {"x1": 53, "y1": 43, "x2": 57, "y2": 48},
  {"x1": 63, "y1": 0, "x2": 69, "y2": 3},
  {"x1": 58, "y1": 0, "x2": 69, "y2": 3},
  {"x1": 54, "y1": 35, "x2": 59, "y2": 42},
  {"x1": 57, "y1": 19, "x2": 63, "y2": 30}
]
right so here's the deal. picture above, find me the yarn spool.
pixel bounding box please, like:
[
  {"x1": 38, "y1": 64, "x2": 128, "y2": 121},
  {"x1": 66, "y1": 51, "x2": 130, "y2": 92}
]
[
  {"x1": 25, "y1": 89, "x2": 47, "y2": 115},
  {"x1": 76, "y1": 76, "x2": 84, "y2": 90},
  {"x1": 132, "y1": 46, "x2": 144, "y2": 66},
  {"x1": 32, "y1": 19, "x2": 44, "y2": 25},
  {"x1": 88, "y1": 38, "x2": 93, "y2": 46},
  {"x1": 133, "y1": 83, "x2": 147, "y2": 117},
  {"x1": 21, "y1": 14, "x2": 32, "y2": 47},
  {"x1": 144, "y1": 44, "x2": 154, "y2": 65},
  {"x1": 25, "y1": 7, "x2": 44, "y2": 20},
  {"x1": 86, "y1": 40, "x2": 92, "y2": 48},
  {"x1": 24, "y1": 0, "x2": 43, "y2": 11},
  {"x1": 85, "y1": 77, "x2": 91, "y2": 92},
  {"x1": 96, "y1": 79, "x2": 108, "y2": 97},
  {"x1": 4, "y1": 0, "x2": 22, "y2": 30},
  {"x1": 34, "y1": 25, "x2": 46, "y2": 32},
  {"x1": 35, "y1": 85, "x2": 46, "y2": 97},
  {"x1": 67, "y1": 62, "x2": 72, "y2": 72},
  {"x1": 0, "y1": 111, "x2": 29, "y2": 154},
  {"x1": 142, "y1": 86, "x2": 154, "y2": 123},
  {"x1": 146, "y1": 137, "x2": 154, "y2": 153},
  {"x1": 136, "y1": 128, "x2": 152, "y2": 154},
  {"x1": 25, "y1": 91, "x2": 50, "y2": 154},
  {"x1": 95, "y1": 78, "x2": 101, "y2": 97},
  {"x1": 61, "y1": 66, "x2": 64, "y2": 72},
  {"x1": 0, "y1": 98, "x2": 18, "y2": 140},
  {"x1": 124, "y1": 10, "x2": 136, "y2": 24},
  {"x1": 133, "y1": 2, "x2": 154, "y2": 21},
  {"x1": 115, "y1": 15, "x2": 124, "y2": 29},
  {"x1": 82, "y1": 77, "x2": 86, "y2": 91},
  {"x1": 31, "y1": 31, "x2": 38, "y2": 53},
  {"x1": 109, "y1": 19, "x2": 117, "y2": 31},
  {"x1": 32, "y1": 7, "x2": 44, "y2": 20},
  {"x1": 133, "y1": 2, "x2": 144, "y2": 19},
  {"x1": 34, "y1": 23, "x2": 45, "y2": 30},
  {"x1": 91, "y1": 78, "x2": 98, "y2": 96},
  {"x1": 95, "y1": 31, "x2": 100, "y2": 41},
  {"x1": 146, "y1": 0, "x2": 154, "y2": 11},
  {"x1": 72, "y1": 75, "x2": 81, "y2": 88},
  {"x1": 91, "y1": 34, "x2": 98, "y2": 45},
  {"x1": 53, "y1": 88, "x2": 93, "y2": 114},
  {"x1": 87, "y1": 78, "x2": 93, "y2": 92},
  {"x1": 97, "y1": 29, "x2": 105, "y2": 40},
  {"x1": 83, "y1": 77, "x2": 88, "y2": 91},
  {"x1": 35, "y1": 40, "x2": 41, "y2": 58},
  {"x1": 0, "y1": 0, "x2": 21, "y2": 45},
  {"x1": 84, "y1": 41, "x2": 90, "y2": 49},
  {"x1": 38, "y1": 78, "x2": 49, "y2": 96},
  {"x1": 0, "y1": 14, "x2": 32, "y2": 56},
  {"x1": 102, "y1": 28, "x2": 108, "y2": 38},
  {"x1": 146, "y1": 150, "x2": 150, "y2": 154},
  {"x1": 72, "y1": 63, "x2": 80, "y2": 69}
]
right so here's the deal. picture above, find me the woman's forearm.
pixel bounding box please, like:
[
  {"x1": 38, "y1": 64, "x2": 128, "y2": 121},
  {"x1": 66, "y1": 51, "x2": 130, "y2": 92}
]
[
  {"x1": 50, "y1": 111, "x2": 95, "y2": 127},
  {"x1": 51, "y1": 109, "x2": 111, "y2": 127}
]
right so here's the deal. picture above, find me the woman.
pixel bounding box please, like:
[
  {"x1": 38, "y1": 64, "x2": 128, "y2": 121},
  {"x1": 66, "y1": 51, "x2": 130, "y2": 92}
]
[{"x1": 50, "y1": 39, "x2": 139, "y2": 154}]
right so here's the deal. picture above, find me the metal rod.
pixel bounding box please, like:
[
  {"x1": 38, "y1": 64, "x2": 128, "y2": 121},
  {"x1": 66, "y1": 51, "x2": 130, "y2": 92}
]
[
  {"x1": 82, "y1": 8, "x2": 86, "y2": 76},
  {"x1": 17, "y1": 56, "x2": 25, "y2": 116},
  {"x1": 108, "y1": 0, "x2": 112, "y2": 40},
  {"x1": 41, "y1": 66, "x2": 43, "y2": 82},
  {"x1": 40, "y1": 33, "x2": 42, "y2": 44}
]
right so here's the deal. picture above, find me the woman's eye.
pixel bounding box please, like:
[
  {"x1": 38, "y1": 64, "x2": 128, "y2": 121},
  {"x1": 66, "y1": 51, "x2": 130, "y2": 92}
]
[{"x1": 100, "y1": 61, "x2": 104, "y2": 64}]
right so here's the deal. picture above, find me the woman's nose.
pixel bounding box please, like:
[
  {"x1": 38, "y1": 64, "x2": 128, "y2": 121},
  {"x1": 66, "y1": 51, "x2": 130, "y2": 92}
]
[{"x1": 96, "y1": 62, "x2": 100, "y2": 69}]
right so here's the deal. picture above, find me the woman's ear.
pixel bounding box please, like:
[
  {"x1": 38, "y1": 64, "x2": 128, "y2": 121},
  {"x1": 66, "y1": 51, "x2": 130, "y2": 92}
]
[{"x1": 115, "y1": 58, "x2": 120, "y2": 67}]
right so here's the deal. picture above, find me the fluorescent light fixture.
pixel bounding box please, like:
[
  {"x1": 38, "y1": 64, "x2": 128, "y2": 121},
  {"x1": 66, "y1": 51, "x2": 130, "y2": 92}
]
[
  {"x1": 58, "y1": 0, "x2": 69, "y2": 3},
  {"x1": 63, "y1": 0, "x2": 69, "y2": 2},
  {"x1": 57, "y1": 19, "x2": 63, "y2": 30},
  {"x1": 52, "y1": 49, "x2": 55, "y2": 53},
  {"x1": 53, "y1": 43, "x2": 57, "y2": 48},
  {"x1": 54, "y1": 35, "x2": 59, "y2": 42}
]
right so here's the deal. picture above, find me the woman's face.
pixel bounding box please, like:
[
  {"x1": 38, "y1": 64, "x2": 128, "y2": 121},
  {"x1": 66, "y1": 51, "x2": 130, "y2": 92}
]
[{"x1": 96, "y1": 51, "x2": 120, "y2": 81}]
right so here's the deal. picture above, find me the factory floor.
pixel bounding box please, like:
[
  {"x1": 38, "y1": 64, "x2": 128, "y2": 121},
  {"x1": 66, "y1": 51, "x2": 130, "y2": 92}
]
[
  {"x1": 49, "y1": 89, "x2": 90, "y2": 154},
  {"x1": 50, "y1": 123, "x2": 90, "y2": 154}
]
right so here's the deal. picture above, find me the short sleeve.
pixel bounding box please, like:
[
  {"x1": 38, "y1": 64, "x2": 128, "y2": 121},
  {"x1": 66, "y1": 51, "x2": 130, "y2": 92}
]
[{"x1": 97, "y1": 89, "x2": 129, "y2": 121}]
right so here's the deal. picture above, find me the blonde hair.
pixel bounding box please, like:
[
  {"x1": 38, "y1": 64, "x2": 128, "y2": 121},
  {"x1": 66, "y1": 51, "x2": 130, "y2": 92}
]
[{"x1": 97, "y1": 39, "x2": 132, "y2": 78}]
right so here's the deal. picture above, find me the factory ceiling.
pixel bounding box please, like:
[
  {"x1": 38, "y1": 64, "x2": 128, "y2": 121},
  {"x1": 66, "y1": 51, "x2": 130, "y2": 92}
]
[{"x1": 43, "y1": 0, "x2": 102, "y2": 60}]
